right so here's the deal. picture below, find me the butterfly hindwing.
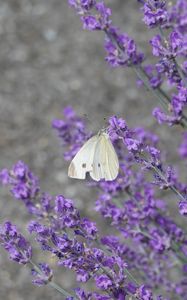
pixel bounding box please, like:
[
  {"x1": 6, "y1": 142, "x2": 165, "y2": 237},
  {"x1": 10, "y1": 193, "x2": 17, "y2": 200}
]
[
  {"x1": 90, "y1": 133, "x2": 119, "y2": 181},
  {"x1": 103, "y1": 135, "x2": 119, "y2": 180},
  {"x1": 89, "y1": 134, "x2": 105, "y2": 181}
]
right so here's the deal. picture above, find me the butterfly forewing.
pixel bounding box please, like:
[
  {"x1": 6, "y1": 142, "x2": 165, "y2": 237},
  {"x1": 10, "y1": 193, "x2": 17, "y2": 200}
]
[{"x1": 68, "y1": 135, "x2": 98, "y2": 179}]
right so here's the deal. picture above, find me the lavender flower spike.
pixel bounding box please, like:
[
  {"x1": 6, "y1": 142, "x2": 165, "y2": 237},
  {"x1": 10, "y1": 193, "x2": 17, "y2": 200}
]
[{"x1": 0, "y1": 221, "x2": 32, "y2": 264}]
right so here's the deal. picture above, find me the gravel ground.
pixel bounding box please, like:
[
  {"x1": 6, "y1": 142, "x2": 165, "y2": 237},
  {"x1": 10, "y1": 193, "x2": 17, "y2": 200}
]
[{"x1": 0, "y1": 1, "x2": 186, "y2": 299}]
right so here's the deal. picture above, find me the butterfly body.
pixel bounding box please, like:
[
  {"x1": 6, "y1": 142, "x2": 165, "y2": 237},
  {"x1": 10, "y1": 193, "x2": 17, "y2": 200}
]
[{"x1": 68, "y1": 132, "x2": 119, "y2": 181}]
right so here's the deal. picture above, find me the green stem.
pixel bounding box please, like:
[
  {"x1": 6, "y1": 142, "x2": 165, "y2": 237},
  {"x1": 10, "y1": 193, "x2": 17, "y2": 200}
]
[
  {"x1": 125, "y1": 268, "x2": 139, "y2": 286},
  {"x1": 171, "y1": 242, "x2": 187, "y2": 264},
  {"x1": 133, "y1": 65, "x2": 168, "y2": 110},
  {"x1": 29, "y1": 259, "x2": 76, "y2": 299},
  {"x1": 150, "y1": 163, "x2": 186, "y2": 202}
]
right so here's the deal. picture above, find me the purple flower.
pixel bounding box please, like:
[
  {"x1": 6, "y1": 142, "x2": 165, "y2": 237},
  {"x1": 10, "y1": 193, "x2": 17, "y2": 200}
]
[
  {"x1": 172, "y1": 86, "x2": 187, "y2": 115},
  {"x1": 76, "y1": 269, "x2": 91, "y2": 282},
  {"x1": 153, "y1": 85, "x2": 187, "y2": 125},
  {"x1": 0, "y1": 221, "x2": 32, "y2": 264},
  {"x1": 135, "y1": 127, "x2": 159, "y2": 146},
  {"x1": 68, "y1": 0, "x2": 96, "y2": 12},
  {"x1": 95, "y1": 274, "x2": 113, "y2": 290},
  {"x1": 170, "y1": 31, "x2": 183, "y2": 51},
  {"x1": 0, "y1": 161, "x2": 39, "y2": 201},
  {"x1": 179, "y1": 201, "x2": 187, "y2": 216},
  {"x1": 156, "y1": 58, "x2": 181, "y2": 85},
  {"x1": 0, "y1": 168, "x2": 10, "y2": 185},
  {"x1": 81, "y1": 218, "x2": 98, "y2": 238},
  {"x1": 167, "y1": 0, "x2": 187, "y2": 34},
  {"x1": 149, "y1": 228, "x2": 171, "y2": 252},
  {"x1": 150, "y1": 35, "x2": 166, "y2": 57},
  {"x1": 31, "y1": 263, "x2": 53, "y2": 286},
  {"x1": 141, "y1": 64, "x2": 163, "y2": 88},
  {"x1": 108, "y1": 115, "x2": 128, "y2": 139},
  {"x1": 124, "y1": 138, "x2": 141, "y2": 152},
  {"x1": 81, "y1": 2, "x2": 111, "y2": 30},
  {"x1": 75, "y1": 288, "x2": 92, "y2": 300},
  {"x1": 136, "y1": 285, "x2": 153, "y2": 300},
  {"x1": 150, "y1": 31, "x2": 183, "y2": 58},
  {"x1": 104, "y1": 27, "x2": 144, "y2": 67},
  {"x1": 152, "y1": 107, "x2": 180, "y2": 126},
  {"x1": 142, "y1": 0, "x2": 168, "y2": 28}
]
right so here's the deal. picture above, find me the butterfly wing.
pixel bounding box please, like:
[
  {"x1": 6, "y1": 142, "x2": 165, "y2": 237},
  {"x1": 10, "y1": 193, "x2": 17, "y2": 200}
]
[
  {"x1": 90, "y1": 133, "x2": 119, "y2": 181},
  {"x1": 68, "y1": 135, "x2": 98, "y2": 179}
]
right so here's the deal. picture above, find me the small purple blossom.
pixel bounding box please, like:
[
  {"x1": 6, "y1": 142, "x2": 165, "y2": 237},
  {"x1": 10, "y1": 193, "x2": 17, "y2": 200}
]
[
  {"x1": 140, "y1": 64, "x2": 163, "y2": 88},
  {"x1": 31, "y1": 263, "x2": 53, "y2": 286},
  {"x1": 0, "y1": 221, "x2": 32, "y2": 264},
  {"x1": 95, "y1": 274, "x2": 113, "y2": 290},
  {"x1": 68, "y1": 0, "x2": 96, "y2": 14},
  {"x1": 104, "y1": 27, "x2": 144, "y2": 67},
  {"x1": 81, "y1": 2, "x2": 112, "y2": 31},
  {"x1": 152, "y1": 107, "x2": 180, "y2": 126},
  {"x1": 179, "y1": 201, "x2": 187, "y2": 216},
  {"x1": 167, "y1": 0, "x2": 187, "y2": 34},
  {"x1": 136, "y1": 285, "x2": 153, "y2": 300},
  {"x1": 141, "y1": 0, "x2": 168, "y2": 28},
  {"x1": 0, "y1": 161, "x2": 39, "y2": 201}
]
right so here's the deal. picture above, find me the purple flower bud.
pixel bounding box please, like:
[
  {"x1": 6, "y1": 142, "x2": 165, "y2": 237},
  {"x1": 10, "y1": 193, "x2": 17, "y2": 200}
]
[
  {"x1": 81, "y1": 15, "x2": 99, "y2": 30},
  {"x1": 142, "y1": 1, "x2": 168, "y2": 28},
  {"x1": 104, "y1": 27, "x2": 144, "y2": 67},
  {"x1": 31, "y1": 263, "x2": 53, "y2": 286},
  {"x1": 170, "y1": 31, "x2": 183, "y2": 51},
  {"x1": 141, "y1": 65, "x2": 162, "y2": 88},
  {"x1": 68, "y1": 0, "x2": 95, "y2": 12},
  {"x1": 81, "y1": 218, "x2": 98, "y2": 238},
  {"x1": 76, "y1": 269, "x2": 90, "y2": 282},
  {"x1": 75, "y1": 288, "x2": 92, "y2": 300},
  {"x1": 179, "y1": 201, "x2": 187, "y2": 216},
  {"x1": 0, "y1": 161, "x2": 40, "y2": 202},
  {"x1": 55, "y1": 195, "x2": 74, "y2": 214},
  {"x1": 95, "y1": 274, "x2": 113, "y2": 290},
  {"x1": 124, "y1": 138, "x2": 141, "y2": 152},
  {"x1": 136, "y1": 285, "x2": 153, "y2": 300},
  {"x1": 0, "y1": 169, "x2": 10, "y2": 185},
  {"x1": 81, "y1": 2, "x2": 111, "y2": 31},
  {"x1": 150, "y1": 35, "x2": 165, "y2": 57},
  {"x1": 152, "y1": 107, "x2": 179, "y2": 126}
]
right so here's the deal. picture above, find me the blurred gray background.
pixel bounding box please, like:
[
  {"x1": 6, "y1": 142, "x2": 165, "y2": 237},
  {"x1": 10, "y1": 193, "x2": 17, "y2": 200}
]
[{"x1": 0, "y1": 0, "x2": 185, "y2": 299}]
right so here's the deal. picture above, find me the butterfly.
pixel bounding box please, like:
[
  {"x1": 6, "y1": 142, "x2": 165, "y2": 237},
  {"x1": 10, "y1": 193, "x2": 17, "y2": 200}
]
[{"x1": 68, "y1": 131, "x2": 119, "y2": 181}]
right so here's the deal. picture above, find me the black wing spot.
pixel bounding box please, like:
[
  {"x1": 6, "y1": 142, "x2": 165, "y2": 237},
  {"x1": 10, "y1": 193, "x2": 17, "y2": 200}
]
[
  {"x1": 98, "y1": 163, "x2": 101, "y2": 167},
  {"x1": 82, "y1": 163, "x2": 86, "y2": 168}
]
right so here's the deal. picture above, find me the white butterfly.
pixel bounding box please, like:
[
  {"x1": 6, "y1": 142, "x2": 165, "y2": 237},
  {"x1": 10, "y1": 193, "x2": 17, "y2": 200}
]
[{"x1": 68, "y1": 131, "x2": 119, "y2": 181}]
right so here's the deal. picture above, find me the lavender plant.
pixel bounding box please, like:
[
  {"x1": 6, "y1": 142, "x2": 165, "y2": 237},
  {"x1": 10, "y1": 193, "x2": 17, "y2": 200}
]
[{"x1": 1, "y1": 1, "x2": 187, "y2": 300}]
